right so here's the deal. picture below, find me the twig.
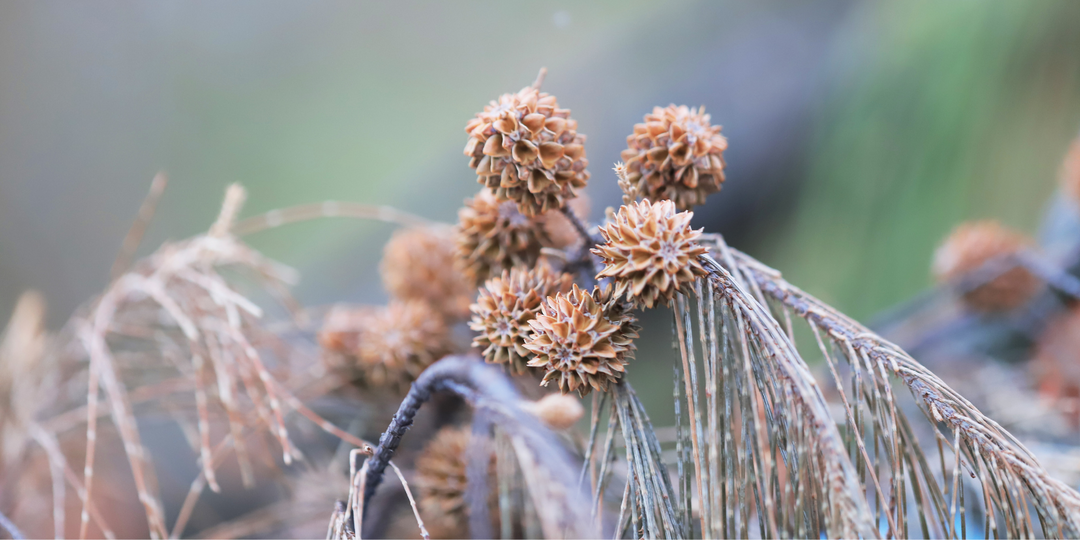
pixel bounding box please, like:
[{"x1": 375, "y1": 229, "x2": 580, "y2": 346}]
[
  {"x1": 559, "y1": 205, "x2": 594, "y2": 245},
  {"x1": 29, "y1": 423, "x2": 116, "y2": 539},
  {"x1": 232, "y1": 201, "x2": 432, "y2": 236},
  {"x1": 209, "y1": 184, "x2": 247, "y2": 238},
  {"x1": 388, "y1": 461, "x2": 429, "y2": 540},
  {"x1": 110, "y1": 172, "x2": 167, "y2": 281},
  {"x1": 531, "y1": 67, "x2": 548, "y2": 90},
  {"x1": 0, "y1": 509, "x2": 24, "y2": 540},
  {"x1": 359, "y1": 356, "x2": 595, "y2": 537}
]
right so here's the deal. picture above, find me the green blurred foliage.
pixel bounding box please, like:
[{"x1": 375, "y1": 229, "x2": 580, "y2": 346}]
[{"x1": 766, "y1": 1, "x2": 1080, "y2": 321}]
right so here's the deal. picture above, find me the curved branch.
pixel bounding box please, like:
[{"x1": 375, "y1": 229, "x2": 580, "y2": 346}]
[
  {"x1": 705, "y1": 237, "x2": 1080, "y2": 536},
  {"x1": 232, "y1": 201, "x2": 434, "y2": 236},
  {"x1": 360, "y1": 356, "x2": 596, "y2": 538}
]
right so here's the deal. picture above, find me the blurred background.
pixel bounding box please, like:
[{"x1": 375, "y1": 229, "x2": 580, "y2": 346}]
[
  {"x1": 3, "y1": 0, "x2": 1080, "y2": 402},
  {"x1": 4, "y1": 2, "x2": 1080, "y2": 534}
]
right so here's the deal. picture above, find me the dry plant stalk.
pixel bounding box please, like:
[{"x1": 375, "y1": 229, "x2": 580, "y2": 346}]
[
  {"x1": 68, "y1": 184, "x2": 379, "y2": 539},
  {"x1": 8, "y1": 68, "x2": 1080, "y2": 540},
  {"x1": 334, "y1": 356, "x2": 597, "y2": 540},
  {"x1": 684, "y1": 233, "x2": 1080, "y2": 538}
]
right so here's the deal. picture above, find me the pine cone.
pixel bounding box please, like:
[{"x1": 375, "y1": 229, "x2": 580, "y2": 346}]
[
  {"x1": 356, "y1": 301, "x2": 451, "y2": 390},
  {"x1": 464, "y1": 85, "x2": 588, "y2": 217},
  {"x1": 415, "y1": 427, "x2": 497, "y2": 539},
  {"x1": 593, "y1": 199, "x2": 708, "y2": 309},
  {"x1": 382, "y1": 225, "x2": 474, "y2": 320},
  {"x1": 932, "y1": 220, "x2": 1040, "y2": 312},
  {"x1": 317, "y1": 304, "x2": 377, "y2": 356},
  {"x1": 1032, "y1": 305, "x2": 1080, "y2": 429},
  {"x1": 524, "y1": 284, "x2": 638, "y2": 396},
  {"x1": 620, "y1": 105, "x2": 728, "y2": 210},
  {"x1": 469, "y1": 265, "x2": 572, "y2": 375},
  {"x1": 456, "y1": 189, "x2": 552, "y2": 285}
]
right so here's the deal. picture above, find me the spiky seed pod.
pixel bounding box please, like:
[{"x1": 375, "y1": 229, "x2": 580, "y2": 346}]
[
  {"x1": 464, "y1": 85, "x2": 589, "y2": 217},
  {"x1": 382, "y1": 225, "x2": 474, "y2": 320},
  {"x1": 456, "y1": 189, "x2": 552, "y2": 285},
  {"x1": 593, "y1": 199, "x2": 708, "y2": 309},
  {"x1": 1031, "y1": 305, "x2": 1080, "y2": 428},
  {"x1": 317, "y1": 304, "x2": 377, "y2": 356},
  {"x1": 524, "y1": 284, "x2": 639, "y2": 396},
  {"x1": 1061, "y1": 137, "x2": 1080, "y2": 203},
  {"x1": 356, "y1": 301, "x2": 451, "y2": 390},
  {"x1": 415, "y1": 427, "x2": 497, "y2": 539},
  {"x1": 284, "y1": 467, "x2": 352, "y2": 538},
  {"x1": 619, "y1": 104, "x2": 728, "y2": 210},
  {"x1": 932, "y1": 221, "x2": 1040, "y2": 312},
  {"x1": 469, "y1": 265, "x2": 573, "y2": 374}
]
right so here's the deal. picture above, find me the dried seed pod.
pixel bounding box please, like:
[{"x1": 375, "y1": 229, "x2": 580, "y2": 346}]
[
  {"x1": 382, "y1": 225, "x2": 474, "y2": 320},
  {"x1": 415, "y1": 427, "x2": 497, "y2": 539},
  {"x1": 524, "y1": 284, "x2": 638, "y2": 396},
  {"x1": 464, "y1": 84, "x2": 589, "y2": 216},
  {"x1": 317, "y1": 304, "x2": 377, "y2": 356},
  {"x1": 356, "y1": 301, "x2": 451, "y2": 390},
  {"x1": 1031, "y1": 305, "x2": 1080, "y2": 428},
  {"x1": 932, "y1": 220, "x2": 1040, "y2": 312},
  {"x1": 469, "y1": 265, "x2": 573, "y2": 374},
  {"x1": 593, "y1": 199, "x2": 708, "y2": 309},
  {"x1": 620, "y1": 104, "x2": 728, "y2": 210},
  {"x1": 456, "y1": 189, "x2": 551, "y2": 285}
]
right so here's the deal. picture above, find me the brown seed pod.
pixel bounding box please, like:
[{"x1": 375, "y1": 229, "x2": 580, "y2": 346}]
[
  {"x1": 415, "y1": 427, "x2": 497, "y2": 539},
  {"x1": 356, "y1": 301, "x2": 451, "y2": 390},
  {"x1": 620, "y1": 104, "x2": 728, "y2": 210},
  {"x1": 1031, "y1": 305, "x2": 1080, "y2": 428},
  {"x1": 381, "y1": 225, "x2": 474, "y2": 320},
  {"x1": 524, "y1": 284, "x2": 638, "y2": 396},
  {"x1": 456, "y1": 189, "x2": 552, "y2": 285},
  {"x1": 469, "y1": 265, "x2": 573, "y2": 375},
  {"x1": 932, "y1": 220, "x2": 1040, "y2": 312},
  {"x1": 317, "y1": 304, "x2": 377, "y2": 357},
  {"x1": 464, "y1": 84, "x2": 589, "y2": 217},
  {"x1": 593, "y1": 199, "x2": 708, "y2": 309}
]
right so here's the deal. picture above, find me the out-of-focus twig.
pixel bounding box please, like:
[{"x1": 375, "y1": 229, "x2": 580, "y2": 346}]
[{"x1": 110, "y1": 172, "x2": 168, "y2": 282}]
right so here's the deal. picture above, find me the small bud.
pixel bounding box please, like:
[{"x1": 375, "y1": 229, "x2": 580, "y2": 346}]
[{"x1": 526, "y1": 393, "x2": 584, "y2": 430}]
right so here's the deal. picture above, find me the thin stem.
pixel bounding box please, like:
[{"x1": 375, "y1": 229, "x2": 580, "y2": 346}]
[
  {"x1": 232, "y1": 201, "x2": 432, "y2": 236},
  {"x1": 560, "y1": 205, "x2": 593, "y2": 244},
  {"x1": 559, "y1": 205, "x2": 605, "y2": 281},
  {"x1": 0, "y1": 509, "x2": 24, "y2": 540},
  {"x1": 110, "y1": 172, "x2": 167, "y2": 281},
  {"x1": 531, "y1": 67, "x2": 548, "y2": 90}
]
